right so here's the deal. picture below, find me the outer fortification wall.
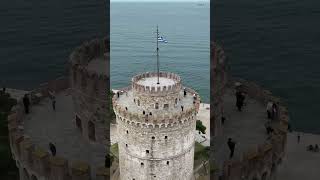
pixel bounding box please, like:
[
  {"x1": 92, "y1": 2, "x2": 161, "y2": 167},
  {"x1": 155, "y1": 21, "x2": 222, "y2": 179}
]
[
  {"x1": 212, "y1": 42, "x2": 229, "y2": 136},
  {"x1": 69, "y1": 38, "x2": 109, "y2": 143},
  {"x1": 8, "y1": 77, "x2": 108, "y2": 180},
  {"x1": 212, "y1": 78, "x2": 289, "y2": 180}
]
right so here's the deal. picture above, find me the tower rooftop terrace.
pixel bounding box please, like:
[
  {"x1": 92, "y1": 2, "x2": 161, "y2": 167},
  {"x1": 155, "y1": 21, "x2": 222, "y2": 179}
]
[
  {"x1": 131, "y1": 72, "x2": 182, "y2": 95},
  {"x1": 135, "y1": 77, "x2": 177, "y2": 88}
]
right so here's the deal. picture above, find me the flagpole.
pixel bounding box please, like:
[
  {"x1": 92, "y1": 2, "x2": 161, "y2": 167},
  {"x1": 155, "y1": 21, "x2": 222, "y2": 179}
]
[{"x1": 156, "y1": 25, "x2": 160, "y2": 84}]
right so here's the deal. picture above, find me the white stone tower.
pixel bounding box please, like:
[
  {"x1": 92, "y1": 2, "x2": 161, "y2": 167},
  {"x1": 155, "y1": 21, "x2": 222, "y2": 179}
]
[{"x1": 113, "y1": 71, "x2": 200, "y2": 180}]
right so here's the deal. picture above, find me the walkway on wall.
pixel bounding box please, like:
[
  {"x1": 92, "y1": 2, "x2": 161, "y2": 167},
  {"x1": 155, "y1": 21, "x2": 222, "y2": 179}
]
[
  {"x1": 212, "y1": 88, "x2": 268, "y2": 173},
  {"x1": 23, "y1": 91, "x2": 105, "y2": 179}
]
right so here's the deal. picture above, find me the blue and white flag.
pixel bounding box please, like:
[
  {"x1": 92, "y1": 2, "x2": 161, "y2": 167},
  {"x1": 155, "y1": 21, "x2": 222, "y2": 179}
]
[{"x1": 158, "y1": 36, "x2": 168, "y2": 43}]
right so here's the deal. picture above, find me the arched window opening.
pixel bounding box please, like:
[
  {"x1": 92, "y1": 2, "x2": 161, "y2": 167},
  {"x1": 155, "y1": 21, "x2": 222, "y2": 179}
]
[{"x1": 155, "y1": 103, "x2": 159, "y2": 109}]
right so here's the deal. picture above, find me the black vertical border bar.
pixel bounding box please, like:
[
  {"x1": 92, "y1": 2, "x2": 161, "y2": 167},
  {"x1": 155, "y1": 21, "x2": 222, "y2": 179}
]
[
  {"x1": 210, "y1": 0, "x2": 215, "y2": 179},
  {"x1": 104, "y1": 0, "x2": 111, "y2": 179}
]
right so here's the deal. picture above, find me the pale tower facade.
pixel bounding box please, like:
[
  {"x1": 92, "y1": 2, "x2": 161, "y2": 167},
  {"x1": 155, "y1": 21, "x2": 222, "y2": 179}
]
[{"x1": 113, "y1": 72, "x2": 200, "y2": 180}]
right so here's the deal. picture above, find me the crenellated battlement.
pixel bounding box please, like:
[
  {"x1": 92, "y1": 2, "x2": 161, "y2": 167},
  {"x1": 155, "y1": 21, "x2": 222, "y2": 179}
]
[
  {"x1": 115, "y1": 113, "x2": 195, "y2": 130},
  {"x1": 67, "y1": 38, "x2": 109, "y2": 144},
  {"x1": 131, "y1": 72, "x2": 182, "y2": 96},
  {"x1": 69, "y1": 38, "x2": 109, "y2": 99},
  {"x1": 71, "y1": 65, "x2": 108, "y2": 98},
  {"x1": 69, "y1": 38, "x2": 109, "y2": 66},
  {"x1": 113, "y1": 104, "x2": 197, "y2": 127},
  {"x1": 112, "y1": 85, "x2": 201, "y2": 124}
]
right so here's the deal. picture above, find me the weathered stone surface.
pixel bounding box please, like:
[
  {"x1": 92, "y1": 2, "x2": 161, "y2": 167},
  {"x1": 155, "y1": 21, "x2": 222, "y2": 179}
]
[
  {"x1": 23, "y1": 93, "x2": 105, "y2": 178},
  {"x1": 114, "y1": 72, "x2": 199, "y2": 180}
]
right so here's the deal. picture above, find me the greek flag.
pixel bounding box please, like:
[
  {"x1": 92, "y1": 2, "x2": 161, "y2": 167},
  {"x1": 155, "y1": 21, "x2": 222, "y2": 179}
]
[{"x1": 158, "y1": 36, "x2": 168, "y2": 43}]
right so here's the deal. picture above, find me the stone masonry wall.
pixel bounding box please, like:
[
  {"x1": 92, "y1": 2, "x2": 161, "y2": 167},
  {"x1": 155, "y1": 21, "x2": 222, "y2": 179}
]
[
  {"x1": 212, "y1": 42, "x2": 229, "y2": 137},
  {"x1": 131, "y1": 72, "x2": 182, "y2": 111},
  {"x1": 113, "y1": 74, "x2": 200, "y2": 180},
  {"x1": 116, "y1": 113, "x2": 196, "y2": 180},
  {"x1": 211, "y1": 78, "x2": 289, "y2": 180},
  {"x1": 8, "y1": 77, "x2": 108, "y2": 180},
  {"x1": 69, "y1": 38, "x2": 109, "y2": 144}
]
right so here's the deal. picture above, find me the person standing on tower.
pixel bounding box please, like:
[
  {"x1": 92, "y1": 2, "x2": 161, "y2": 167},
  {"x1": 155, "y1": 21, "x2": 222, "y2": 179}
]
[
  {"x1": 227, "y1": 138, "x2": 236, "y2": 159},
  {"x1": 23, "y1": 94, "x2": 30, "y2": 114},
  {"x1": 49, "y1": 91, "x2": 56, "y2": 111},
  {"x1": 266, "y1": 101, "x2": 273, "y2": 119},
  {"x1": 49, "y1": 142, "x2": 56, "y2": 156},
  {"x1": 235, "y1": 90, "x2": 243, "y2": 111},
  {"x1": 52, "y1": 95, "x2": 56, "y2": 111},
  {"x1": 1, "y1": 80, "x2": 6, "y2": 94}
]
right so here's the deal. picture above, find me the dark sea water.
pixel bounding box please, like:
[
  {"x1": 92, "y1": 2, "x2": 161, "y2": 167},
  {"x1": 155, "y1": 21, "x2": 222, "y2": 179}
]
[
  {"x1": 0, "y1": 0, "x2": 107, "y2": 89},
  {"x1": 110, "y1": 2, "x2": 210, "y2": 102},
  {"x1": 213, "y1": 0, "x2": 320, "y2": 133}
]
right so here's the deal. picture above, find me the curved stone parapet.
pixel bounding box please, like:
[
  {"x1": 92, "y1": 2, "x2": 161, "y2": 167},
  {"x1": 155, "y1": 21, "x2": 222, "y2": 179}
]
[
  {"x1": 112, "y1": 86, "x2": 200, "y2": 125},
  {"x1": 212, "y1": 78, "x2": 289, "y2": 180},
  {"x1": 212, "y1": 42, "x2": 229, "y2": 136},
  {"x1": 69, "y1": 38, "x2": 109, "y2": 143},
  {"x1": 132, "y1": 72, "x2": 182, "y2": 96},
  {"x1": 8, "y1": 77, "x2": 109, "y2": 180},
  {"x1": 113, "y1": 103, "x2": 197, "y2": 124}
]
